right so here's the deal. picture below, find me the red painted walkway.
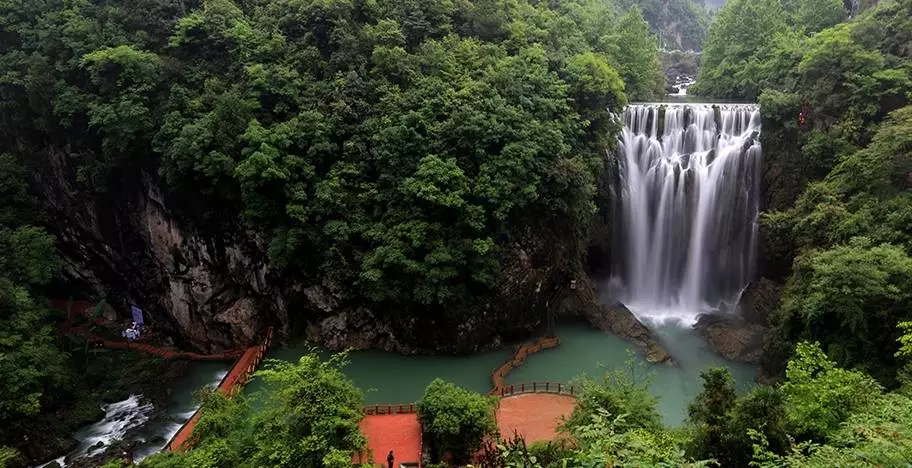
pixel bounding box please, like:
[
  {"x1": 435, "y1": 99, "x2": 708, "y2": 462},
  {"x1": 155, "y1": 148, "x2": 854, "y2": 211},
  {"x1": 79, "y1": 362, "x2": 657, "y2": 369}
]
[
  {"x1": 356, "y1": 392, "x2": 575, "y2": 467},
  {"x1": 356, "y1": 413, "x2": 422, "y2": 467},
  {"x1": 54, "y1": 299, "x2": 244, "y2": 361},
  {"x1": 496, "y1": 393, "x2": 575, "y2": 443},
  {"x1": 166, "y1": 329, "x2": 273, "y2": 451}
]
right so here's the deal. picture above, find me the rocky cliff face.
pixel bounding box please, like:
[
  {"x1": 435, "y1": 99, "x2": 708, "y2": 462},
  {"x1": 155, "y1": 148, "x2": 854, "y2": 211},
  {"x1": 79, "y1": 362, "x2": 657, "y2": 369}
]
[
  {"x1": 31, "y1": 149, "x2": 569, "y2": 353},
  {"x1": 35, "y1": 149, "x2": 281, "y2": 351}
]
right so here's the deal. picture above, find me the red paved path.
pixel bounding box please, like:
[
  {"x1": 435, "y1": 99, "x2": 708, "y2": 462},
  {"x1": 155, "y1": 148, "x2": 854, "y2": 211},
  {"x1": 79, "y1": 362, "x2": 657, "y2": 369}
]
[
  {"x1": 356, "y1": 393, "x2": 575, "y2": 467},
  {"x1": 167, "y1": 338, "x2": 271, "y2": 451},
  {"x1": 356, "y1": 413, "x2": 422, "y2": 467},
  {"x1": 496, "y1": 394, "x2": 575, "y2": 443},
  {"x1": 54, "y1": 299, "x2": 244, "y2": 361}
]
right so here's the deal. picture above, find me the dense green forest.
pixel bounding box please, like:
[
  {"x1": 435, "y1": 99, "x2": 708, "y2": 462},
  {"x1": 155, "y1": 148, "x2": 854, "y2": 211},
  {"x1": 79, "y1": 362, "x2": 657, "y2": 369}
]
[
  {"x1": 2, "y1": 0, "x2": 911, "y2": 465},
  {"x1": 691, "y1": 0, "x2": 912, "y2": 384},
  {"x1": 619, "y1": 0, "x2": 713, "y2": 51},
  {"x1": 0, "y1": 0, "x2": 665, "y2": 340},
  {"x1": 136, "y1": 0, "x2": 912, "y2": 465},
  {"x1": 0, "y1": 0, "x2": 666, "y2": 464}
]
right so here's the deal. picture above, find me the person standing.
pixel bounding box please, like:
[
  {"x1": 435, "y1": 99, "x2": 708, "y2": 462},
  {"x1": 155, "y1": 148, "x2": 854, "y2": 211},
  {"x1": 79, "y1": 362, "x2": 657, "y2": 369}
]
[{"x1": 387, "y1": 450, "x2": 394, "y2": 468}]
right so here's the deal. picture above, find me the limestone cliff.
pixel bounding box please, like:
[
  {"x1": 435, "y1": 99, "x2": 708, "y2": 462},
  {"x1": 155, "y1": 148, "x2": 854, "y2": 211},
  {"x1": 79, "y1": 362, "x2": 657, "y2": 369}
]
[{"x1": 31, "y1": 150, "x2": 571, "y2": 353}]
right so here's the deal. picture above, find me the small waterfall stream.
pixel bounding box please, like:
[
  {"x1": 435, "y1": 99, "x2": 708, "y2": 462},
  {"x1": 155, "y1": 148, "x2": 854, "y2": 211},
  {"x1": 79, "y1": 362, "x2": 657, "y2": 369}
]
[{"x1": 611, "y1": 104, "x2": 762, "y2": 324}]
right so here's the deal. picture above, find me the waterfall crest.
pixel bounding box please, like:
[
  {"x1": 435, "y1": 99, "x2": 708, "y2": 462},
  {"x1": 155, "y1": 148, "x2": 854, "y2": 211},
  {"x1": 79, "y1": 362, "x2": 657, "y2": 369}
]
[{"x1": 611, "y1": 104, "x2": 762, "y2": 324}]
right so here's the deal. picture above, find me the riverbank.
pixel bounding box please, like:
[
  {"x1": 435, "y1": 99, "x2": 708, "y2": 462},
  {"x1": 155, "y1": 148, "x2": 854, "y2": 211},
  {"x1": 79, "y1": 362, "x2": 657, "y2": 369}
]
[
  {"x1": 19, "y1": 348, "x2": 220, "y2": 468},
  {"x1": 14, "y1": 349, "x2": 188, "y2": 467}
]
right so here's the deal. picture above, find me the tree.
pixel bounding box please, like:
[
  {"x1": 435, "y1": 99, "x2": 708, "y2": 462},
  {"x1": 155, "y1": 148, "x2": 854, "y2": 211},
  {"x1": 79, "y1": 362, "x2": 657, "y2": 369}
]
[
  {"x1": 776, "y1": 239, "x2": 912, "y2": 384},
  {"x1": 783, "y1": 0, "x2": 847, "y2": 34},
  {"x1": 781, "y1": 342, "x2": 882, "y2": 438},
  {"x1": 142, "y1": 352, "x2": 365, "y2": 468},
  {"x1": 562, "y1": 358, "x2": 663, "y2": 435},
  {"x1": 691, "y1": 0, "x2": 789, "y2": 99},
  {"x1": 686, "y1": 368, "x2": 737, "y2": 465},
  {"x1": 568, "y1": 409, "x2": 712, "y2": 467},
  {"x1": 251, "y1": 354, "x2": 366, "y2": 467},
  {"x1": 601, "y1": 7, "x2": 665, "y2": 101},
  {"x1": 417, "y1": 379, "x2": 498, "y2": 463},
  {"x1": 898, "y1": 321, "x2": 912, "y2": 387},
  {"x1": 0, "y1": 157, "x2": 67, "y2": 434}
]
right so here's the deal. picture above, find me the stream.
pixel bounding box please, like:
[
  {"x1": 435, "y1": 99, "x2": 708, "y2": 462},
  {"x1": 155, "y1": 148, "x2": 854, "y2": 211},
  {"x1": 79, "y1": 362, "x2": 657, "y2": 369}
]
[{"x1": 47, "y1": 362, "x2": 228, "y2": 467}]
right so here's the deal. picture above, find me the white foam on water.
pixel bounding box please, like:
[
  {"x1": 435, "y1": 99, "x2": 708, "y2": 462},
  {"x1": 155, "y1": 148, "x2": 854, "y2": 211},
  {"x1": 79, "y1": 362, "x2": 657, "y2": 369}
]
[{"x1": 41, "y1": 395, "x2": 154, "y2": 467}]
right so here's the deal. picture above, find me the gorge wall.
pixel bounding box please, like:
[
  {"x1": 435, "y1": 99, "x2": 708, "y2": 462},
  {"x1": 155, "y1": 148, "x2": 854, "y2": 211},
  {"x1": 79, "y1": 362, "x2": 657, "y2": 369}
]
[{"x1": 32, "y1": 149, "x2": 572, "y2": 354}]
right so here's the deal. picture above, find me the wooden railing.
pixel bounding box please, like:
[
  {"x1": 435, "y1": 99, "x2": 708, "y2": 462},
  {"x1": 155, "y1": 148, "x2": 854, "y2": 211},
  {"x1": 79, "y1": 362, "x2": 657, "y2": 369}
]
[
  {"x1": 224, "y1": 327, "x2": 273, "y2": 397},
  {"x1": 364, "y1": 403, "x2": 418, "y2": 415},
  {"x1": 164, "y1": 327, "x2": 274, "y2": 452},
  {"x1": 497, "y1": 381, "x2": 575, "y2": 398},
  {"x1": 490, "y1": 337, "x2": 560, "y2": 395},
  {"x1": 361, "y1": 381, "x2": 575, "y2": 418}
]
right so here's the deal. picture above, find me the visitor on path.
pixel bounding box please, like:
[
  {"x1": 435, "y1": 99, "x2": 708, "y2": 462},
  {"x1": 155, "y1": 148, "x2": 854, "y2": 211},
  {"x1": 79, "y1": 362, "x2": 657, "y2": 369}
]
[{"x1": 387, "y1": 450, "x2": 394, "y2": 468}]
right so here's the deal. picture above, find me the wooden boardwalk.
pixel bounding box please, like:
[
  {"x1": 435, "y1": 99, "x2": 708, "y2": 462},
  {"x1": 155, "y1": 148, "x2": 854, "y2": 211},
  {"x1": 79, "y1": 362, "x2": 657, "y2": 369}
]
[
  {"x1": 490, "y1": 337, "x2": 560, "y2": 395},
  {"x1": 54, "y1": 299, "x2": 244, "y2": 361},
  {"x1": 165, "y1": 328, "x2": 273, "y2": 451}
]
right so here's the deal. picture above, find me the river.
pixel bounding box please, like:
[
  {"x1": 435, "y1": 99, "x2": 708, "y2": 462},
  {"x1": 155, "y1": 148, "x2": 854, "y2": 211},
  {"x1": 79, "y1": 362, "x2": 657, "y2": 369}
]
[
  {"x1": 252, "y1": 319, "x2": 755, "y2": 427},
  {"x1": 47, "y1": 361, "x2": 228, "y2": 467}
]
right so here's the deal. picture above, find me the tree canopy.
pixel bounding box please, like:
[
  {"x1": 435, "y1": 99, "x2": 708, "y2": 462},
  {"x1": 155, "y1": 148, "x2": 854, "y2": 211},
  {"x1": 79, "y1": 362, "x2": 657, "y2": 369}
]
[
  {"x1": 0, "y1": 0, "x2": 669, "y2": 333},
  {"x1": 142, "y1": 352, "x2": 366, "y2": 468}
]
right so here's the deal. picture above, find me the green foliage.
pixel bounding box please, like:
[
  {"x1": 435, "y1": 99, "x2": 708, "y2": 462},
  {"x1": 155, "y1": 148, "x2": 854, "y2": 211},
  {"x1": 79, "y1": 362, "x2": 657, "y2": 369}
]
[
  {"x1": 686, "y1": 370, "x2": 790, "y2": 467},
  {"x1": 785, "y1": 0, "x2": 847, "y2": 34},
  {"x1": 775, "y1": 240, "x2": 912, "y2": 383},
  {"x1": 562, "y1": 357, "x2": 663, "y2": 435},
  {"x1": 764, "y1": 104, "x2": 912, "y2": 384},
  {"x1": 142, "y1": 352, "x2": 364, "y2": 468},
  {"x1": 566, "y1": 410, "x2": 712, "y2": 467},
  {"x1": 601, "y1": 7, "x2": 664, "y2": 101},
  {"x1": 0, "y1": 152, "x2": 67, "y2": 434},
  {"x1": 898, "y1": 322, "x2": 912, "y2": 387},
  {"x1": 0, "y1": 446, "x2": 19, "y2": 468},
  {"x1": 686, "y1": 368, "x2": 737, "y2": 465},
  {"x1": 691, "y1": 0, "x2": 789, "y2": 99},
  {"x1": 0, "y1": 0, "x2": 665, "y2": 328},
  {"x1": 417, "y1": 378, "x2": 498, "y2": 463},
  {"x1": 526, "y1": 440, "x2": 576, "y2": 467},
  {"x1": 753, "y1": 390, "x2": 912, "y2": 467},
  {"x1": 781, "y1": 342, "x2": 883, "y2": 438},
  {"x1": 251, "y1": 354, "x2": 366, "y2": 467}
]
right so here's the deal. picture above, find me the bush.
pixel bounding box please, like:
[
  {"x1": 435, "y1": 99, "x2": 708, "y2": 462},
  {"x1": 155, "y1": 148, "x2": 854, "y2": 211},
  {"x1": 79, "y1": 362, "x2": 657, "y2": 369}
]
[
  {"x1": 781, "y1": 342, "x2": 883, "y2": 438},
  {"x1": 562, "y1": 358, "x2": 662, "y2": 435},
  {"x1": 417, "y1": 379, "x2": 498, "y2": 463}
]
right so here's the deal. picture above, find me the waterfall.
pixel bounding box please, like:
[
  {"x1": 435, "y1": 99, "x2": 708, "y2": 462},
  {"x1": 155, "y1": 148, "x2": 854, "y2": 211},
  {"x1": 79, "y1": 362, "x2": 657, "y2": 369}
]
[{"x1": 611, "y1": 104, "x2": 762, "y2": 324}]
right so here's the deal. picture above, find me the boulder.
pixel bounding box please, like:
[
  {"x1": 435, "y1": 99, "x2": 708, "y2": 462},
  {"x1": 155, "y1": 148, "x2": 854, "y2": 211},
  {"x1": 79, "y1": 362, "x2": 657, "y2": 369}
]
[
  {"x1": 737, "y1": 278, "x2": 783, "y2": 325},
  {"x1": 694, "y1": 313, "x2": 765, "y2": 364},
  {"x1": 557, "y1": 279, "x2": 673, "y2": 364},
  {"x1": 590, "y1": 304, "x2": 674, "y2": 364}
]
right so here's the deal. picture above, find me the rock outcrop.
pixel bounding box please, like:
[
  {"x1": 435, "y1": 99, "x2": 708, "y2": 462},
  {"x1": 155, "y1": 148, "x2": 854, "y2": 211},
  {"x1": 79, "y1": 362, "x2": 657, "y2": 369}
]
[
  {"x1": 556, "y1": 279, "x2": 673, "y2": 364},
  {"x1": 694, "y1": 313, "x2": 766, "y2": 364},
  {"x1": 692, "y1": 279, "x2": 782, "y2": 365},
  {"x1": 31, "y1": 149, "x2": 567, "y2": 354},
  {"x1": 737, "y1": 278, "x2": 783, "y2": 325}
]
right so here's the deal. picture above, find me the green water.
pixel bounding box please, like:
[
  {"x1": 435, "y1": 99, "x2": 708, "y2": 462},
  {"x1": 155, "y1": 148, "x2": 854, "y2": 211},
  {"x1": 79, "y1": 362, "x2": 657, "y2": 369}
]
[
  {"x1": 506, "y1": 322, "x2": 755, "y2": 425},
  {"x1": 253, "y1": 320, "x2": 755, "y2": 426},
  {"x1": 249, "y1": 342, "x2": 512, "y2": 402}
]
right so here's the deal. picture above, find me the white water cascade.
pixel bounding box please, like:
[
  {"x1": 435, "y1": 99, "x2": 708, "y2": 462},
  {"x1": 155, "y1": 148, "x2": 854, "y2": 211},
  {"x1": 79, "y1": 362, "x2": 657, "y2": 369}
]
[{"x1": 611, "y1": 104, "x2": 762, "y2": 324}]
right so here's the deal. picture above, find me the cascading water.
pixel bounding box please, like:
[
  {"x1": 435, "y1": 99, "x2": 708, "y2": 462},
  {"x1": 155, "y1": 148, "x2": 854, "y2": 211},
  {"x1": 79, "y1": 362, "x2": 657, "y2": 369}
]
[{"x1": 610, "y1": 104, "x2": 762, "y2": 324}]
